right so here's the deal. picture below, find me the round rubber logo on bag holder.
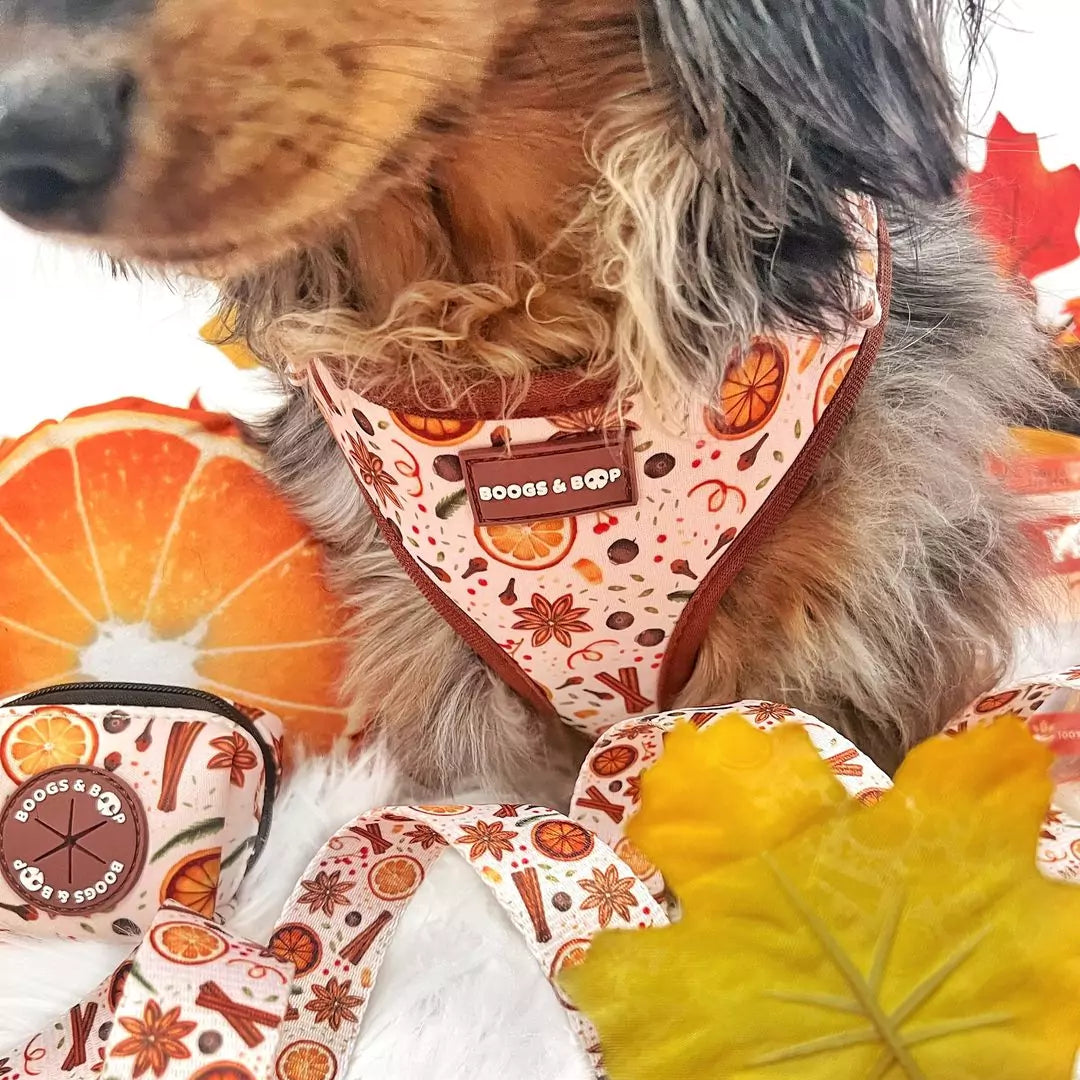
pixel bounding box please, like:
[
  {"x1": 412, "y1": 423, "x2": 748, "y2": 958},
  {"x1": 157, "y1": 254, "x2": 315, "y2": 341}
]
[{"x1": 0, "y1": 765, "x2": 147, "y2": 915}]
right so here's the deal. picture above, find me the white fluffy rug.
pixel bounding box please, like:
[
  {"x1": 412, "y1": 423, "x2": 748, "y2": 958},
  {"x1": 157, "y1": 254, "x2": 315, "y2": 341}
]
[{"x1": 0, "y1": 746, "x2": 591, "y2": 1080}]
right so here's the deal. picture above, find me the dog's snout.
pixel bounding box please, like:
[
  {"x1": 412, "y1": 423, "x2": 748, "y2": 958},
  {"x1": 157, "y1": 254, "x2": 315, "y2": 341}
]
[{"x1": 0, "y1": 68, "x2": 134, "y2": 231}]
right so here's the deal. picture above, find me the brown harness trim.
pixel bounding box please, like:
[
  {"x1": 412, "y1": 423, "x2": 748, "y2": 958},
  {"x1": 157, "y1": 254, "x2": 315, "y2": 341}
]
[
  {"x1": 346, "y1": 366, "x2": 617, "y2": 421},
  {"x1": 656, "y1": 216, "x2": 894, "y2": 707},
  {"x1": 343, "y1": 215, "x2": 892, "y2": 725}
]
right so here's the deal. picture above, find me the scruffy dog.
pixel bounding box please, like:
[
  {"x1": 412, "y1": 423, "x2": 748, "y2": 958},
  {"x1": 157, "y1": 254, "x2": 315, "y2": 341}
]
[{"x1": 0, "y1": 0, "x2": 1060, "y2": 793}]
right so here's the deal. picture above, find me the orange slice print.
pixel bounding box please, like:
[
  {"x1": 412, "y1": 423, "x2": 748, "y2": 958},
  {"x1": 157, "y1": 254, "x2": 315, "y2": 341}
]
[
  {"x1": 0, "y1": 399, "x2": 351, "y2": 749},
  {"x1": 277, "y1": 1040, "x2": 337, "y2": 1080},
  {"x1": 160, "y1": 847, "x2": 221, "y2": 918},
  {"x1": 974, "y1": 690, "x2": 1021, "y2": 714},
  {"x1": 475, "y1": 518, "x2": 577, "y2": 570},
  {"x1": 268, "y1": 923, "x2": 322, "y2": 976},
  {"x1": 615, "y1": 836, "x2": 657, "y2": 880},
  {"x1": 704, "y1": 339, "x2": 787, "y2": 439},
  {"x1": 813, "y1": 345, "x2": 858, "y2": 423},
  {"x1": 531, "y1": 819, "x2": 595, "y2": 861},
  {"x1": 368, "y1": 855, "x2": 424, "y2": 901},
  {"x1": 0, "y1": 706, "x2": 98, "y2": 782},
  {"x1": 550, "y1": 938, "x2": 591, "y2": 1009},
  {"x1": 149, "y1": 920, "x2": 229, "y2": 965},
  {"x1": 390, "y1": 413, "x2": 482, "y2": 446},
  {"x1": 590, "y1": 743, "x2": 638, "y2": 778}
]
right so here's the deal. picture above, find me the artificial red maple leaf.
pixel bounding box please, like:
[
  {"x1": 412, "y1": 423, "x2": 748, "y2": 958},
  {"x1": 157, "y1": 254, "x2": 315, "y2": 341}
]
[{"x1": 966, "y1": 113, "x2": 1080, "y2": 281}]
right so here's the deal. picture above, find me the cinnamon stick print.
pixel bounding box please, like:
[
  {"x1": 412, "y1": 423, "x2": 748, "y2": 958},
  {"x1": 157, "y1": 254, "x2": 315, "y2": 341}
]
[
  {"x1": 689, "y1": 710, "x2": 720, "y2": 729},
  {"x1": 512, "y1": 868, "x2": 551, "y2": 944},
  {"x1": 594, "y1": 668, "x2": 651, "y2": 713},
  {"x1": 340, "y1": 909, "x2": 393, "y2": 965},
  {"x1": 61, "y1": 1002, "x2": 97, "y2": 1070},
  {"x1": 576, "y1": 785, "x2": 625, "y2": 824},
  {"x1": 348, "y1": 822, "x2": 393, "y2": 854},
  {"x1": 158, "y1": 721, "x2": 207, "y2": 812},
  {"x1": 195, "y1": 981, "x2": 281, "y2": 1047}
]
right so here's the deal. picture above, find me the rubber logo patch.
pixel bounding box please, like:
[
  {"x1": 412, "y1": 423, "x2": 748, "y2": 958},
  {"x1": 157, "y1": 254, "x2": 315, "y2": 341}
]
[
  {"x1": 460, "y1": 432, "x2": 637, "y2": 525},
  {"x1": 0, "y1": 765, "x2": 148, "y2": 915}
]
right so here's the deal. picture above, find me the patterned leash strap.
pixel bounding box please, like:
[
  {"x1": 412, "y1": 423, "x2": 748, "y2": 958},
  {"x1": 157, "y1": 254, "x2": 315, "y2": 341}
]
[
  {"x1": 3, "y1": 904, "x2": 295, "y2": 1080},
  {"x1": 4, "y1": 805, "x2": 665, "y2": 1080},
  {"x1": 267, "y1": 803, "x2": 667, "y2": 1080},
  {"x1": 949, "y1": 671, "x2": 1080, "y2": 882},
  {"x1": 103, "y1": 905, "x2": 295, "y2": 1080},
  {"x1": 8, "y1": 686, "x2": 1080, "y2": 1079},
  {"x1": 572, "y1": 688, "x2": 1080, "y2": 896}
]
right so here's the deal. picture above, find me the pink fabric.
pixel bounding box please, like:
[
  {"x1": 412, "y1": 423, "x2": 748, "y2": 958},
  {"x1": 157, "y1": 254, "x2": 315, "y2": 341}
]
[{"x1": 0, "y1": 701, "x2": 281, "y2": 939}]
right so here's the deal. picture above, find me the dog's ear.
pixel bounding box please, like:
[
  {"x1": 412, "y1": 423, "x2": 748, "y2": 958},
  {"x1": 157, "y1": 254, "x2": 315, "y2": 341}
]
[
  {"x1": 645, "y1": 0, "x2": 967, "y2": 202},
  {"x1": 628, "y1": 0, "x2": 974, "y2": 346}
]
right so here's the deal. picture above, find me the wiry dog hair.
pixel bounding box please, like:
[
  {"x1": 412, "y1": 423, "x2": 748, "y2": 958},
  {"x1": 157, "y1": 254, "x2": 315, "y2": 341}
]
[
  {"x1": 0, "y1": 0, "x2": 1062, "y2": 790},
  {"x1": 636, "y1": 0, "x2": 962, "y2": 366}
]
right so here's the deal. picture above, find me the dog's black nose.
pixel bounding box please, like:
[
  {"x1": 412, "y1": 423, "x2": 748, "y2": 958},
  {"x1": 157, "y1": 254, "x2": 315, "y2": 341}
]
[{"x1": 0, "y1": 68, "x2": 134, "y2": 230}]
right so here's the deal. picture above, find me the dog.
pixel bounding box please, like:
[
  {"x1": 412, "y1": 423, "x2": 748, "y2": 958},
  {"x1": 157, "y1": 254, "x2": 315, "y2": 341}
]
[{"x1": 0, "y1": 0, "x2": 1063, "y2": 796}]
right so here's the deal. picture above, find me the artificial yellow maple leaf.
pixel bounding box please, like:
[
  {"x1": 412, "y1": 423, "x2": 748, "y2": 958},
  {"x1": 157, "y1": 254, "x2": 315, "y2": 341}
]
[
  {"x1": 563, "y1": 715, "x2": 1080, "y2": 1080},
  {"x1": 200, "y1": 309, "x2": 260, "y2": 369}
]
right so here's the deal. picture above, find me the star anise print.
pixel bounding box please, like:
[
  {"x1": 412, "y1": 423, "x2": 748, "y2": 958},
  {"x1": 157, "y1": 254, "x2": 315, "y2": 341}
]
[
  {"x1": 579, "y1": 864, "x2": 639, "y2": 928},
  {"x1": 207, "y1": 732, "x2": 259, "y2": 787},
  {"x1": 305, "y1": 977, "x2": 363, "y2": 1031},
  {"x1": 347, "y1": 432, "x2": 401, "y2": 509},
  {"x1": 455, "y1": 820, "x2": 519, "y2": 862},
  {"x1": 512, "y1": 593, "x2": 592, "y2": 648},
  {"x1": 406, "y1": 823, "x2": 449, "y2": 850},
  {"x1": 111, "y1": 1001, "x2": 196, "y2": 1078},
  {"x1": 752, "y1": 702, "x2": 795, "y2": 725},
  {"x1": 298, "y1": 869, "x2": 354, "y2": 917}
]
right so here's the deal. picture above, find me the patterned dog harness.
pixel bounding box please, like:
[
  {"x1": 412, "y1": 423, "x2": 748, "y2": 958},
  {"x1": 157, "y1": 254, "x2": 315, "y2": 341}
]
[{"x1": 306, "y1": 199, "x2": 890, "y2": 737}]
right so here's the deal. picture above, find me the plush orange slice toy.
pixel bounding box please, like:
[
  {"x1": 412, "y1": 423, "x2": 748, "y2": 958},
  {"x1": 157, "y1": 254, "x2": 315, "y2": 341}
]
[{"x1": 0, "y1": 398, "x2": 351, "y2": 749}]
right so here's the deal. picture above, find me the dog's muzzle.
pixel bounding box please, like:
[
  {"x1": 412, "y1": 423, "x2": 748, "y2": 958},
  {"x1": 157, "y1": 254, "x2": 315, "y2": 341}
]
[{"x1": 0, "y1": 63, "x2": 134, "y2": 233}]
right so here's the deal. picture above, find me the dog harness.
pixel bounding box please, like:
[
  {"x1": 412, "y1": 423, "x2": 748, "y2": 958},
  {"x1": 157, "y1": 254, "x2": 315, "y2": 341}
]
[{"x1": 308, "y1": 198, "x2": 890, "y2": 737}]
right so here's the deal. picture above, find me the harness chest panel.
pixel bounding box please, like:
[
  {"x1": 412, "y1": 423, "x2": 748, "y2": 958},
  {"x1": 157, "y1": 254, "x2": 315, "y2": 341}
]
[{"x1": 308, "y1": 199, "x2": 889, "y2": 738}]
